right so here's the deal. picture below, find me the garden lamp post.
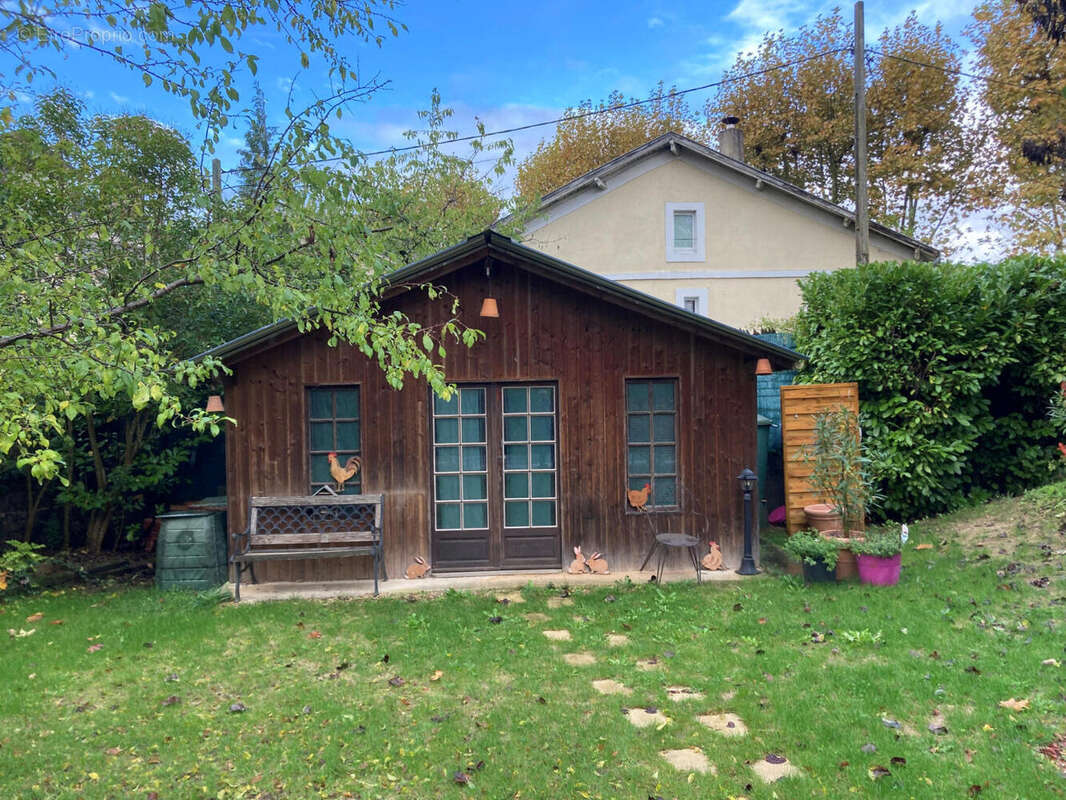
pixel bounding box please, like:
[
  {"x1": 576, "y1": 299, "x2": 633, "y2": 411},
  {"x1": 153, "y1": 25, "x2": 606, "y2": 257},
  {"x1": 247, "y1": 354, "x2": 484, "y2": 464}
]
[{"x1": 736, "y1": 468, "x2": 760, "y2": 575}]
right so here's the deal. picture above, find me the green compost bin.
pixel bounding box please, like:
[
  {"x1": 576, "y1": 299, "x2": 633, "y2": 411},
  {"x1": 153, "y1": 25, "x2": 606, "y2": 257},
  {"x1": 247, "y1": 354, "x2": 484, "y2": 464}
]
[
  {"x1": 155, "y1": 511, "x2": 227, "y2": 591},
  {"x1": 757, "y1": 414, "x2": 772, "y2": 530}
]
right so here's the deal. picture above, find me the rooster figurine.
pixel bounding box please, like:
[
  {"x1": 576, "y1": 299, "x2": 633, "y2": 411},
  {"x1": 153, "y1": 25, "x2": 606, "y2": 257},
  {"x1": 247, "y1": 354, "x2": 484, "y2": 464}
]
[
  {"x1": 701, "y1": 541, "x2": 725, "y2": 571},
  {"x1": 327, "y1": 452, "x2": 362, "y2": 492},
  {"x1": 626, "y1": 482, "x2": 652, "y2": 511}
]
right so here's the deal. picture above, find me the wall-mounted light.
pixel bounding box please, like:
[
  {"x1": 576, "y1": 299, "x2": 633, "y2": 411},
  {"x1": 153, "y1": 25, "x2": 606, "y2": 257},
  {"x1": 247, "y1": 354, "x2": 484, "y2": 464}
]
[
  {"x1": 206, "y1": 395, "x2": 224, "y2": 413},
  {"x1": 755, "y1": 358, "x2": 773, "y2": 376}
]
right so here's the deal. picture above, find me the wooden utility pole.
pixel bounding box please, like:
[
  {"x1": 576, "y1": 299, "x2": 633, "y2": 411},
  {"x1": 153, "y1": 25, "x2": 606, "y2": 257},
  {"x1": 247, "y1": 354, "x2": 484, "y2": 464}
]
[
  {"x1": 853, "y1": 1, "x2": 870, "y2": 264},
  {"x1": 211, "y1": 158, "x2": 222, "y2": 198}
]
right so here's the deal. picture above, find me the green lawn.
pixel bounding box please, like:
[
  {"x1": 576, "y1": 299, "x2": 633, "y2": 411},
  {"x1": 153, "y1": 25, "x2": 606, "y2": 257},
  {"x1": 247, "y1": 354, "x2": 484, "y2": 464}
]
[{"x1": 2, "y1": 485, "x2": 1065, "y2": 799}]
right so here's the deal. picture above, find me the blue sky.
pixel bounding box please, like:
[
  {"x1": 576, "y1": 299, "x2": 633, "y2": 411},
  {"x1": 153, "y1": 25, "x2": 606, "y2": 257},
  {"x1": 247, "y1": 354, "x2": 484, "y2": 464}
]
[
  {"x1": 12, "y1": 0, "x2": 979, "y2": 166},
  {"x1": 8, "y1": 0, "x2": 989, "y2": 251}
]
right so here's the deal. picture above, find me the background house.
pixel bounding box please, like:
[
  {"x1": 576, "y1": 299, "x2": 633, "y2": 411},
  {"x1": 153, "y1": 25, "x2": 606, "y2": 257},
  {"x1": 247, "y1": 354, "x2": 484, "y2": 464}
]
[
  {"x1": 518, "y1": 129, "x2": 938, "y2": 329},
  {"x1": 207, "y1": 231, "x2": 798, "y2": 582}
]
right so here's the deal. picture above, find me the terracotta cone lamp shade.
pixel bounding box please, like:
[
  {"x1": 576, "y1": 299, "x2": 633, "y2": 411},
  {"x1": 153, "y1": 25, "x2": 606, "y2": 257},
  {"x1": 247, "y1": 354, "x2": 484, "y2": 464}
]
[
  {"x1": 755, "y1": 358, "x2": 773, "y2": 375},
  {"x1": 479, "y1": 297, "x2": 499, "y2": 318},
  {"x1": 206, "y1": 395, "x2": 224, "y2": 413}
]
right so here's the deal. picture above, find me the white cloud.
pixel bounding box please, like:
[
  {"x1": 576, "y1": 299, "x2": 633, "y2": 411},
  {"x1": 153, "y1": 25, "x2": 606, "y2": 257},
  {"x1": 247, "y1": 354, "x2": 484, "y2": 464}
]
[
  {"x1": 648, "y1": 17, "x2": 664, "y2": 29},
  {"x1": 109, "y1": 91, "x2": 129, "y2": 104}
]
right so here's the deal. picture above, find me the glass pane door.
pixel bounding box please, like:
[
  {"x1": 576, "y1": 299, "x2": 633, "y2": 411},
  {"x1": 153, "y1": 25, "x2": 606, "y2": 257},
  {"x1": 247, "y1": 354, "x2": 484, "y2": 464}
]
[
  {"x1": 432, "y1": 388, "x2": 488, "y2": 531},
  {"x1": 502, "y1": 386, "x2": 557, "y2": 528}
]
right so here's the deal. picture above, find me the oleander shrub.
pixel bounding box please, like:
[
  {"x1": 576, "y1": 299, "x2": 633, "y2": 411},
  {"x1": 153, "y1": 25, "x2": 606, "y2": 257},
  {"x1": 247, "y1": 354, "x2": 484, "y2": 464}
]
[{"x1": 795, "y1": 256, "x2": 1066, "y2": 520}]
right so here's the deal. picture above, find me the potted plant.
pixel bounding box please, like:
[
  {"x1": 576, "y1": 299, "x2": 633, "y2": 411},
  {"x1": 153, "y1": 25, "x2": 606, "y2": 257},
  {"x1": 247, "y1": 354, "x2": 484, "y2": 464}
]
[
  {"x1": 851, "y1": 528, "x2": 902, "y2": 586},
  {"x1": 802, "y1": 406, "x2": 877, "y2": 579},
  {"x1": 783, "y1": 530, "x2": 840, "y2": 583}
]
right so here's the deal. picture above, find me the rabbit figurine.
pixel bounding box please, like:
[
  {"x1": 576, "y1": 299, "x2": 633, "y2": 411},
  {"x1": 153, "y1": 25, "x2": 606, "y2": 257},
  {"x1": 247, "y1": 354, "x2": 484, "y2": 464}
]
[
  {"x1": 567, "y1": 546, "x2": 588, "y2": 574},
  {"x1": 404, "y1": 555, "x2": 431, "y2": 579},
  {"x1": 587, "y1": 552, "x2": 609, "y2": 574},
  {"x1": 701, "y1": 541, "x2": 724, "y2": 571}
]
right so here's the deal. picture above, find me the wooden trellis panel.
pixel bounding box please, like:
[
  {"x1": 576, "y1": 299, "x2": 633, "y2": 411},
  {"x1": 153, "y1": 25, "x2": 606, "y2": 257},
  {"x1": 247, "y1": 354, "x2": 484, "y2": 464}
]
[{"x1": 780, "y1": 382, "x2": 860, "y2": 534}]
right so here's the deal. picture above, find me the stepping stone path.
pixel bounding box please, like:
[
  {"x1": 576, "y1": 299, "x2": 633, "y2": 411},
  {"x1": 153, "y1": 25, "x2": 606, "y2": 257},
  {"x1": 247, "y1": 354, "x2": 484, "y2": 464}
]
[
  {"x1": 623, "y1": 707, "x2": 671, "y2": 728},
  {"x1": 605, "y1": 633, "x2": 630, "y2": 647},
  {"x1": 523, "y1": 612, "x2": 550, "y2": 623},
  {"x1": 751, "y1": 754, "x2": 801, "y2": 783},
  {"x1": 495, "y1": 592, "x2": 525, "y2": 604},
  {"x1": 591, "y1": 679, "x2": 632, "y2": 696},
  {"x1": 665, "y1": 686, "x2": 705, "y2": 702},
  {"x1": 661, "y1": 747, "x2": 715, "y2": 775},
  {"x1": 542, "y1": 629, "x2": 571, "y2": 641},
  {"x1": 547, "y1": 596, "x2": 574, "y2": 608},
  {"x1": 636, "y1": 657, "x2": 662, "y2": 671},
  {"x1": 698, "y1": 712, "x2": 748, "y2": 736},
  {"x1": 562, "y1": 652, "x2": 597, "y2": 666}
]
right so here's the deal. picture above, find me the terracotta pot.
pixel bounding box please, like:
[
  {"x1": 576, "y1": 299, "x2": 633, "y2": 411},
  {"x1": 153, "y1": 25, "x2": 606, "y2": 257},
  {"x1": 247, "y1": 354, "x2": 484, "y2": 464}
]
[
  {"x1": 821, "y1": 531, "x2": 864, "y2": 581},
  {"x1": 803, "y1": 503, "x2": 842, "y2": 533}
]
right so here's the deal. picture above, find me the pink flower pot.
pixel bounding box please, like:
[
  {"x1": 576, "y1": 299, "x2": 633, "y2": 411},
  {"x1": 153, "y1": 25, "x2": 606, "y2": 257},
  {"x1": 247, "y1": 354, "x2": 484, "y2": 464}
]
[{"x1": 856, "y1": 553, "x2": 901, "y2": 586}]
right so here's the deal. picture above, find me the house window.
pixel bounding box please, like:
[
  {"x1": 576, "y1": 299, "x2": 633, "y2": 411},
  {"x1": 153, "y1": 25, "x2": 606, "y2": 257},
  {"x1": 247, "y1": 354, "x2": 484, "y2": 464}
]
[
  {"x1": 675, "y1": 287, "x2": 709, "y2": 316},
  {"x1": 626, "y1": 380, "x2": 678, "y2": 507},
  {"x1": 665, "y1": 202, "x2": 705, "y2": 262},
  {"x1": 308, "y1": 386, "x2": 361, "y2": 494},
  {"x1": 432, "y1": 388, "x2": 489, "y2": 530}
]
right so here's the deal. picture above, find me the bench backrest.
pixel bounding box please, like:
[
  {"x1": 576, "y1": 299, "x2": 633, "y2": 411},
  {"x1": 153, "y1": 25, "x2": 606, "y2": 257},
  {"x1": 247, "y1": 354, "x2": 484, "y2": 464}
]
[{"x1": 248, "y1": 494, "x2": 383, "y2": 545}]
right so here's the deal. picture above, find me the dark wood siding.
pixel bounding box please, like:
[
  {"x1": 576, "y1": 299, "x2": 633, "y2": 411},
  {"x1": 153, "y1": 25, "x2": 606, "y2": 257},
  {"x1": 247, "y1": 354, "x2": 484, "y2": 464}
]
[{"x1": 224, "y1": 249, "x2": 757, "y2": 581}]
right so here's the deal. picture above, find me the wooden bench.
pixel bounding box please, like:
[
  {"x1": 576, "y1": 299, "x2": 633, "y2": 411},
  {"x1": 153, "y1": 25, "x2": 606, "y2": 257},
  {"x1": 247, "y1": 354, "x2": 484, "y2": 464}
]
[{"x1": 232, "y1": 493, "x2": 385, "y2": 601}]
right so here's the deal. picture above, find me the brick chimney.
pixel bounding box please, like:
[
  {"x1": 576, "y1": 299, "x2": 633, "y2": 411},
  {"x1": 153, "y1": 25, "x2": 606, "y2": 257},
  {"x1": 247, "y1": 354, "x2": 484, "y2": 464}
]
[{"x1": 718, "y1": 116, "x2": 744, "y2": 163}]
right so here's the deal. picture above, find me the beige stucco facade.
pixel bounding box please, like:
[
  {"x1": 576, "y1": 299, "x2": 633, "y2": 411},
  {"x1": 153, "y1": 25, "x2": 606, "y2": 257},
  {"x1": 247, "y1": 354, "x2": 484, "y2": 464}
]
[{"x1": 522, "y1": 148, "x2": 921, "y2": 329}]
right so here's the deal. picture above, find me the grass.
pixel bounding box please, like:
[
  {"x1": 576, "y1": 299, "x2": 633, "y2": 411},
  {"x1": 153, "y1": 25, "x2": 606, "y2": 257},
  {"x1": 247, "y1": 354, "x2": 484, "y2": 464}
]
[{"x1": 2, "y1": 486, "x2": 1065, "y2": 799}]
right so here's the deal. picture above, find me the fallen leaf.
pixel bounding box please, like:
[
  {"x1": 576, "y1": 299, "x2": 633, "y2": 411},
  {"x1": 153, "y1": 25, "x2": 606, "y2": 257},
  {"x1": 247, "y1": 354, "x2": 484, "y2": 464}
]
[
  {"x1": 308, "y1": 630, "x2": 322, "y2": 639},
  {"x1": 964, "y1": 749, "x2": 975, "y2": 763},
  {"x1": 861, "y1": 743, "x2": 876, "y2": 753},
  {"x1": 928, "y1": 723, "x2": 949, "y2": 735},
  {"x1": 758, "y1": 617, "x2": 767, "y2": 624},
  {"x1": 982, "y1": 724, "x2": 995, "y2": 731},
  {"x1": 998, "y1": 698, "x2": 1029, "y2": 712},
  {"x1": 881, "y1": 718, "x2": 902, "y2": 729},
  {"x1": 50, "y1": 619, "x2": 64, "y2": 626},
  {"x1": 915, "y1": 543, "x2": 933, "y2": 550},
  {"x1": 488, "y1": 616, "x2": 502, "y2": 624},
  {"x1": 228, "y1": 702, "x2": 246, "y2": 713},
  {"x1": 890, "y1": 757, "x2": 907, "y2": 767},
  {"x1": 453, "y1": 771, "x2": 470, "y2": 785},
  {"x1": 1041, "y1": 658, "x2": 1061, "y2": 667},
  {"x1": 388, "y1": 676, "x2": 405, "y2": 687},
  {"x1": 162, "y1": 695, "x2": 180, "y2": 706},
  {"x1": 87, "y1": 643, "x2": 103, "y2": 653},
  {"x1": 868, "y1": 765, "x2": 891, "y2": 780},
  {"x1": 9, "y1": 628, "x2": 36, "y2": 638},
  {"x1": 105, "y1": 747, "x2": 121, "y2": 756},
  {"x1": 430, "y1": 670, "x2": 443, "y2": 681},
  {"x1": 26, "y1": 612, "x2": 43, "y2": 623}
]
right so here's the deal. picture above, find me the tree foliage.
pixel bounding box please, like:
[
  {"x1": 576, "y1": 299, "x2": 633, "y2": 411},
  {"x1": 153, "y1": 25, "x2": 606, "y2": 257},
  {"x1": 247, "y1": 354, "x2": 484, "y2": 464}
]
[
  {"x1": 795, "y1": 258, "x2": 1066, "y2": 521},
  {"x1": 709, "y1": 11, "x2": 976, "y2": 247},
  {"x1": 515, "y1": 83, "x2": 699, "y2": 199},
  {"x1": 0, "y1": 1, "x2": 518, "y2": 489},
  {"x1": 971, "y1": 0, "x2": 1066, "y2": 253}
]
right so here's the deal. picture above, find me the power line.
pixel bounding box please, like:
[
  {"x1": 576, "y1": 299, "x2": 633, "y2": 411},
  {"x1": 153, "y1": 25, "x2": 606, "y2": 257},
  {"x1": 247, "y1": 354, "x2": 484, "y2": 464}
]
[
  {"x1": 866, "y1": 47, "x2": 1065, "y2": 97},
  {"x1": 222, "y1": 47, "x2": 851, "y2": 174}
]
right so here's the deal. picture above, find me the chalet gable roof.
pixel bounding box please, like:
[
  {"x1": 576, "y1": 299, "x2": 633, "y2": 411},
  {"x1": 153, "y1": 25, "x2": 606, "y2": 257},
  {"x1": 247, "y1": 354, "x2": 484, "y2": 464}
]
[
  {"x1": 509, "y1": 131, "x2": 938, "y2": 262},
  {"x1": 199, "y1": 229, "x2": 802, "y2": 367}
]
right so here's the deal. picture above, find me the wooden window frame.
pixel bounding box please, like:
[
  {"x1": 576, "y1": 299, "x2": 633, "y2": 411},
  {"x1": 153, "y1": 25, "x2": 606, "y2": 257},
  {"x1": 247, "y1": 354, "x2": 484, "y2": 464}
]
[
  {"x1": 625, "y1": 378, "x2": 679, "y2": 512},
  {"x1": 307, "y1": 385, "x2": 362, "y2": 494}
]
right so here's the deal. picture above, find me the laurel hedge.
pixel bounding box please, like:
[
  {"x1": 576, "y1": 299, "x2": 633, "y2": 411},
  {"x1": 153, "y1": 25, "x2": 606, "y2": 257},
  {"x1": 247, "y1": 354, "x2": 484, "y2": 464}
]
[{"x1": 794, "y1": 256, "x2": 1066, "y2": 521}]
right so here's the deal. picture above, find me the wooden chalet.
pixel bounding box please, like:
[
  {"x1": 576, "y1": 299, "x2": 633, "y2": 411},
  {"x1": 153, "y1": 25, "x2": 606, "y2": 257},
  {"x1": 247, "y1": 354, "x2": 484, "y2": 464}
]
[{"x1": 205, "y1": 230, "x2": 799, "y2": 583}]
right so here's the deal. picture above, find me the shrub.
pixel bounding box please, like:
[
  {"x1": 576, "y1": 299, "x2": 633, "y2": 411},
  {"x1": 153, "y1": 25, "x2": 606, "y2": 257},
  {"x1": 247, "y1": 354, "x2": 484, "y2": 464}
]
[
  {"x1": 795, "y1": 257, "x2": 1066, "y2": 521},
  {"x1": 0, "y1": 540, "x2": 47, "y2": 592},
  {"x1": 783, "y1": 530, "x2": 840, "y2": 569}
]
